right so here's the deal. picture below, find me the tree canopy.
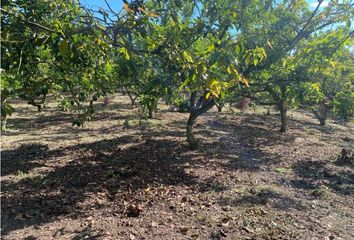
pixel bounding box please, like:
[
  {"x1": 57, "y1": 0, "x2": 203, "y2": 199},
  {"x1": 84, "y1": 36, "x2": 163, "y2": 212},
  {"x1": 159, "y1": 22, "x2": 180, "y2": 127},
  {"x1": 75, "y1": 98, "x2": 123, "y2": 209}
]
[{"x1": 1, "y1": 0, "x2": 354, "y2": 147}]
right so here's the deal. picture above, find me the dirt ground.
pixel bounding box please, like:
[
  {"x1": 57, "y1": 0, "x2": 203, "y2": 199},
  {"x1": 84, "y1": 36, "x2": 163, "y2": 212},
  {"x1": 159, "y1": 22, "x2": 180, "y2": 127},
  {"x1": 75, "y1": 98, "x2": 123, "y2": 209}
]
[{"x1": 1, "y1": 95, "x2": 354, "y2": 240}]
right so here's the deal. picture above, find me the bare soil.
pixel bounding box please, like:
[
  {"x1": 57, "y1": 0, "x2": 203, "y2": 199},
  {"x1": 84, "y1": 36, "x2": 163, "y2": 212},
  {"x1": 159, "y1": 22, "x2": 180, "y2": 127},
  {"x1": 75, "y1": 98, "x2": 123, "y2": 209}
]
[{"x1": 1, "y1": 95, "x2": 354, "y2": 240}]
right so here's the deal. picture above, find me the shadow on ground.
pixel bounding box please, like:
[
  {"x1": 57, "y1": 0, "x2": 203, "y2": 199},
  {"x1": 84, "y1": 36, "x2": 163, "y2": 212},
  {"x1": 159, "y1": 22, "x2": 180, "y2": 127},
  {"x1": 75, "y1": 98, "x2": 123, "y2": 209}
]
[
  {"x1": 217, "y1": 189, "x2": 307, "y2": 211},
  {"x1": 1, "y1": 114, "x2": 292, "y2": 236},
  {"x1": 292, "y1": 160, "x2": 354, "y2": 195},
  {"x1": 2, "y1": 143, "x2": 61, "y2": 176},
  {"x1": 3, "y1": 110, "x2": 350, "y2": 237},
  {"x1": 3, "y1": 130, "x2": 235, "y2": 236}
]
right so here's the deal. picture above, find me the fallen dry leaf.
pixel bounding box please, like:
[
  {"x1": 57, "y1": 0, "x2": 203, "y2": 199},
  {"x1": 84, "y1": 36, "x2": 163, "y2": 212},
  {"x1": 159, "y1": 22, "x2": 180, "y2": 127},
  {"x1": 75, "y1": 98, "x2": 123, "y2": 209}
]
[
  {"x1": 125, "y1": 204, "x2": 142, "y2": 217},
  {"x1": 14, "y1": 213, "x2": 26, "y2": 221},
  {"x1": 179, "y1": 226, "x2": 189, "y2": 235}
]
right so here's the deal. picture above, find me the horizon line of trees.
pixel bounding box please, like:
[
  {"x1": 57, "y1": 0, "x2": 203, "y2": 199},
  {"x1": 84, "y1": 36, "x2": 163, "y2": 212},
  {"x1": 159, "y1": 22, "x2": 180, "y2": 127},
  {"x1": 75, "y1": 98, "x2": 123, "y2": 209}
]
[{"x1": 1, "y1": 0, "x2": 354, "y2": 148}]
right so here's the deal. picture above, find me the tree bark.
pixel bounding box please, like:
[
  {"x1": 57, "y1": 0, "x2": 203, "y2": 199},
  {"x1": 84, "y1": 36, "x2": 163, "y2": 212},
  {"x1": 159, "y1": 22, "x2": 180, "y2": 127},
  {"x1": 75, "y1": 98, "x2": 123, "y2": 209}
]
[
  {"x1": 127, "y1": 92, "x2": 137, "y2": 106},
  {"x1": 130, "y1": 97, "x2": 136, "y2": 106},
  {"x1": 279, "y1": 101, "x2": 287, "y2": 133},
  {"x1": 266, "y1": 84, "x2": 288, "y2": 133},
  {"x1": 1, "y1": 116, "x2": 8, "y2": 131},
  {"x1": 1, "y1": 97, "x2": 9, "y2": 131},
  {"x1": 275, "y1": 85, "x2": 288, "y2": 133},
  {"x1": 313, "y1": 109, "x2": 327, "y2": 125},
  {"x1": 312, "y1": 102, "x2": 330, "y2": 125},
  {"x1": 186, "y1": 92, "x2": 215, "y2": 148},
  {"x1": 217, "y1": 104, "x2": 223, "y2": 112},
  {"x1": 123, "y1": 87, "x2": 137, "y2": 106},
  {"x1": 28, "y1": 93, "x2": 47, "y2": 112},
  {"x1": 148, "y1": 107, "x2": 154, "y2": 118},
  {"x1": 147, "y1": 98, "x2": 158, "y2": 119},
  {"x1": 186, "y1": 113, "x2": 198, "y2": 149}
]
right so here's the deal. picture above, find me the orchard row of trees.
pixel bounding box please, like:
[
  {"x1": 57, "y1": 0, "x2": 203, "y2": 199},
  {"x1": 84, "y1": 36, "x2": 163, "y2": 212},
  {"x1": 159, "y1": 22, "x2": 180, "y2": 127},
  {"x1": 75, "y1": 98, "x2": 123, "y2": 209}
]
[{"x1": 1, "y1": 0, "x2": 354, "y2": 148}]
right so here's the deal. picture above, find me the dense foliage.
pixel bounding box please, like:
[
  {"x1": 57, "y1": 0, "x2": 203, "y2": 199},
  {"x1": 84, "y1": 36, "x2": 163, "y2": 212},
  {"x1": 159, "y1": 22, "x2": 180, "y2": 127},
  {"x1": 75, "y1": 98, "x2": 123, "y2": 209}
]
[{"x1": 1, "y1": 0, "x2": 354, "y2": 147}]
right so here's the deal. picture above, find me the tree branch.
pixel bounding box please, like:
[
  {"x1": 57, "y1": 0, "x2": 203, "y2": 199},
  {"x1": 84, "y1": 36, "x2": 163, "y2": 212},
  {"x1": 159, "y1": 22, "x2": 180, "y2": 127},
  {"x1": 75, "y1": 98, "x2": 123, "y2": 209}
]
[{"x1": 287, "y1": 0, "x2": 323, "y2": 51}]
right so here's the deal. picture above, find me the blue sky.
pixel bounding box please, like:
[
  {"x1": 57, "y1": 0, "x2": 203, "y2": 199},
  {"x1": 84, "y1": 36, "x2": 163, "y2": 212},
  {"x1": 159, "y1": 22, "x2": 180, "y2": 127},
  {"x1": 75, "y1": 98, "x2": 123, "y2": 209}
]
[
  {"x1": 81, "y1": 0, "x2": 329, "y2": 12},
  {"x1": 80, "y1": 0, "x2": 123, "y2": 11}
]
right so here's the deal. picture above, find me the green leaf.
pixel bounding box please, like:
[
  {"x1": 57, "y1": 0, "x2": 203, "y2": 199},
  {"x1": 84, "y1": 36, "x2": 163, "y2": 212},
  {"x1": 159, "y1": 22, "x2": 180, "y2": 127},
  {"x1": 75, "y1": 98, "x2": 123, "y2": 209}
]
[
  {"x1": 220, "y1": 91, "x2": 225, "y2": 99},
  {"x1": 235, "y1": 45, "x2": 241, "y2": 54},
  {"x1": 346, "y1": 19, "x2": 351, "y2": 28},
  {"x1": 191, "y1": 73, "x2": 197, "y2": 82},
  {"x1": 244, "y1": 55, "x2": 251, "y2": 66},
  {"x1": 282, "y1": 59, "x2": 287, "y2": 67},
  {"x1": 120, "y1": 47, "x2": 130, "y2": 60},
  {"x1": 227, "y1": 65, "x2": 232, "y2": 74},
  {"x1": 266, "y1": 40, "x2": 273, "y2": 49},
  {"x1": 105, "y1": 62, "x2": 112, "y2": 72},
  {"x1": 59, "y1": 40, "x2": 69, "y2": 56},
  {"x1": 207, "y1": 44, "x2": 215, "y2": 52},
  {"x1": 182, "y1": 51, "x2": 193, "y2": 63},
  {"x1": 197, "y1": 64, "x2": 204, "y2": 75}
]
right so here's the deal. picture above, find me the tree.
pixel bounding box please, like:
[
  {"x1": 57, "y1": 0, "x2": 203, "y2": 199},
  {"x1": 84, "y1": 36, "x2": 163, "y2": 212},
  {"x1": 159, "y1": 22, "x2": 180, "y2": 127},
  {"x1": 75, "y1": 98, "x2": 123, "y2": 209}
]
[
  {"x1": 333, "y1": 83, "x2": 354, "y2": 121},
  {"x1": 2, "y1": 0, "x2": 353, "y2": 147},
  {"x1": 1, "y1": 0, "x2": 63, "y2": 129},
  {"x1": 85, "y1": 0, "x2": 264, "y2": 147},
  {"x1": 1, "y1": 0, "x2": 114, "y2": 129},
  {"x1": 294, "y1": 43, "x2": 354, "y2": 125},
  {"x1": 232, "y1": 0, "x2": 354, "y2": 132}
]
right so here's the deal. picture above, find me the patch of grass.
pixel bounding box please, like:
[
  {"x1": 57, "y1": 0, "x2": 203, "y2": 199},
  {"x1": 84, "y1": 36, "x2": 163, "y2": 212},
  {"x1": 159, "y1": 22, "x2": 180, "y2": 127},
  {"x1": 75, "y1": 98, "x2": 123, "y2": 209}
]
[
  {"x1": 123, "y1": 117, "x2": 141, "y2": 127},
  {"x1": 311, "y1": 185, "x2": 331, "y2": 199},
  {"x1": 196, "y1": 214, "x2": 215, "y2": 226},
  {"x1": 17, "y1": 170, "x2": 36, "y2": 179},
  {"x1": 196, "y1": 214, "x2": 207, "y2": 222},
  {"x1": 243, "y1": 218, "x2": 256, "y2": 228},
  {"x1": 123, "y1": 117, "x2": 166, "y2": 128},
  {"x1": 17, "y1": 170, "x2": 46, "y2": 185},
  {"x1": 274, "y1": 167, "x2": 293, "y2": 175}
]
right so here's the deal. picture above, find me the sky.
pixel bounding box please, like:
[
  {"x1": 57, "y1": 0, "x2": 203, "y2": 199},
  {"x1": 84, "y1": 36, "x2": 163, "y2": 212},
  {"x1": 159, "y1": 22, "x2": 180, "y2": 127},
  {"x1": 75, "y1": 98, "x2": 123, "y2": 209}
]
[
  {"x1": 81, "y1": 0, "x2": 330, "y2": 12},
  {"x1": 80, "y1": 0, "x2": 351, "y2": 52},
  {"x1": 80, "y1": 0, "x2": 123, "y2": 11}
]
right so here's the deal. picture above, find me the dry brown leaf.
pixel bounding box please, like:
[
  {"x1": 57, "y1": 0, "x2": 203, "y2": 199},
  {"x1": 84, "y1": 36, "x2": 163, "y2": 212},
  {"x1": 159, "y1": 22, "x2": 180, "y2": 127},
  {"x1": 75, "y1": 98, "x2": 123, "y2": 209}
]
[
  {"x1": 179, "y1": 226, "x2": 189, "y2": 234},
  {"x1": 15, "y1": 213, "x2": 26, "y2": 221}
]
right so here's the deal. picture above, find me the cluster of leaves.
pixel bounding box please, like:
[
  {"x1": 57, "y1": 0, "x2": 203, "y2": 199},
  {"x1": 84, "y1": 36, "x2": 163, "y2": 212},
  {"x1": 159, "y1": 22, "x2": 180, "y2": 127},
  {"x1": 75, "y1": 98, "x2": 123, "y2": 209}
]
[
  {"x1": 1, "y1": 0, "x2": 116, "y2": 128},
  {"x1": 333, "y1": 83, "x2": 354, "y2": 121},
  {"x1": 1, "y1": 0, "x2": 354, "y2": 144},
  {"x1": 225, "y1": 0, "x2": 354, "y2": 129}
]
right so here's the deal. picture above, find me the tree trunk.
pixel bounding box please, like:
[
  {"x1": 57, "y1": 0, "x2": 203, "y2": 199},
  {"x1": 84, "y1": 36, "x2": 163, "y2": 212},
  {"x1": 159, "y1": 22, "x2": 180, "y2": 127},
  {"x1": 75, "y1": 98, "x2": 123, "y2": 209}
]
[
  {"x1": 123, "y1": 87, "x2": 137, "y2": 106},
  {"x1": 217, "y1": 103, "x2": 223, "y2": 112},
  {"x1": 28, "y1": 93, "x2": 46, "y2": 112},
  {"x1": 1, "y1": 116, "x2": 7, "y2": 131},
  {"x1": 267, "y1": 107, "x2": 270, "y2": 115},
  {"x1": 343, "y1": 113, "x2": 348, "y2": 122},
  {"x1": 128, "y1": 93, "x2": 136, "y2": 106},
  {"x1": 147, "y1": 98, "x2": 158, "y2": 119},
  {"x1": 275, "y1": 85, "x2": 288, "y2": 133},
  {"x1": 41, "y1": 94, "x2": 47, "y2": 111},
  {"x1": 312, "y1": 102, "x2": 330, "y2": 126},
  {"x1": 186, "y1": 113, "x2": 198, "y2": 149},
  {"x1": 313, "y1": 109, "x2": 327, "y2": 125},
  {"x1": 186, "y1": 92, "x2": 198, "y2": 148},
  {"x1": 148, "y1": 107, "x2": 154, "y2": 118},
  {"x1": 185, "y1": 92, "x2": 216, "y2": 148},
  {"x1": 279, "y1": 101, "x2": 287, "y2": 133}
]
